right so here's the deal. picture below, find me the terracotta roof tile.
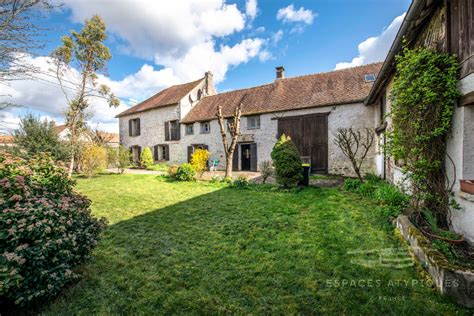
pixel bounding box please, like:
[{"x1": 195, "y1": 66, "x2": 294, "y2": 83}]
[
  {"x1": 181, "y1": 63, "x2": 382, "y2": 123},
  {"x1": 117, "y1": 77, "x2": 204, "y2": 117},
  {"x1": 0, "y1": 135, "x2": 14, "y2": 144},
  {"x1": 98, "y1": 132, "x2": 119, "y2": 143},
  {"x1": 53, "y1": 124, "x2": 67, "y2": 134}
]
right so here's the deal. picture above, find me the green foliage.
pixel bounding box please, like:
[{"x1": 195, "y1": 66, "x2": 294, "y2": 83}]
[
  {"x1": 140, "y1": 147, "x2": 153, "y2": 169},
  {"x1": 52, "y1": 15, "x2": 118, "y2": 175},
  {"x1": 13, "y1": 114, "x2": 70, "y2": 162},
  {"x1": 191, "y1": 149, "x2": 209, "y2": 176},
  {"x1": 107, "y1": 146, "x2": 130, "y2": 174},
  {"x1": 81, "y1": 145, "x2": 107, "y2": 178},
  {"x1": 175, "y1": 163, "x2": 196, "y2": 181},
  {"x1": 343, "y1": 178, "x2": 362, "y2": 191},
  {"x1": 259, "y1": 160, "x2": 273, "y2": 184},
  {"x1": 271, "y1": 134, "x2": 303, "y2": 187},
  {"x1": 209, "y1": 175, "x2": 222, "y2": 183},
  {"x1": 343, "y1": 174, "x2": 409, "y2": 219},
  {"x1": 231, "y1": 175, "x2": 250, "y2": 189},
  {"x1": 387, "y1": 45, "x2": 460, "y2": 227},
  {"x1": 41, "y1": 174, "x2": 463, "y2": 314},
  {"x1": 0, "y1": 153, "x2": 105, "y2": 305},
  {"x1": 167, "y1": 165, "x2": 179, "y2": 180}
]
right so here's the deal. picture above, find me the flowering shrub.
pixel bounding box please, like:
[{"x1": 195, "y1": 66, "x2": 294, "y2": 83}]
[
  {"x1": 191, "y1": 149, "x2": 209, "y2": 177},
  {"x1": 0, "y1": 153, "x2": 106, "y2": 305},
  {"x1": 81, "y1": 144, "x2": 107, "y2": 178}
]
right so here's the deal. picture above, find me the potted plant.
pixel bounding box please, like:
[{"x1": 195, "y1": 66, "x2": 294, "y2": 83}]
[{"x1": 460, "y1": 180, "x2": 474, "y2": 194}]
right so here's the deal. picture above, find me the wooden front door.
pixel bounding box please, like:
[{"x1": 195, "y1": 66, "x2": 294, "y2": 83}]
[
  {"x1": 240, "y1": 143, "x2": 257, "y2": 171},
  {"x1": 277, "y1": 113, "x2": 328, "y2": 173}
]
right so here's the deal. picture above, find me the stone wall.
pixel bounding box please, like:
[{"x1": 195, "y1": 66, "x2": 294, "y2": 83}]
[{"x1": 121, "y1": 101, "x2": 376, "y2": 176}]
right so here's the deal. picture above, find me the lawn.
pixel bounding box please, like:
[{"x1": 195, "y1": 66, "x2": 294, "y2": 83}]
[{"x1": 42, "y1": 174, "x2": 465, "y2": 315}]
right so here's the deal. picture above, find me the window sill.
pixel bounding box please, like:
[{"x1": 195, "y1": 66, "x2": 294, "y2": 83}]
[{"x1": 247, "y1": 127, "x2": 260, "y2": 130}]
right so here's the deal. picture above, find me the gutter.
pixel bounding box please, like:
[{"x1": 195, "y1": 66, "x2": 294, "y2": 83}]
[{"x1": 365, "y1": 0, "x2": 427, "y2": 105}]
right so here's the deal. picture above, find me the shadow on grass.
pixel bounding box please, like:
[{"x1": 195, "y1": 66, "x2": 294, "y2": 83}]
[{"x1": 18, "y1": 181, "x2": 469, "y2": 314}]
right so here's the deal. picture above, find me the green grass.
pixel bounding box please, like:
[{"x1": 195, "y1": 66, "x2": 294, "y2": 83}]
[
  {"x1": 146, "y1": 162, "x2": 169, "y2": 172},
  {"x1": 42, "y1": 174, "x2": 466, "y2": 314}
]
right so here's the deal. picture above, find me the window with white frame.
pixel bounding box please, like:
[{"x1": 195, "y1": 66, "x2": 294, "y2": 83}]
[{"x1": 247, "y1": 115, "x2": 260, "y2": 130}]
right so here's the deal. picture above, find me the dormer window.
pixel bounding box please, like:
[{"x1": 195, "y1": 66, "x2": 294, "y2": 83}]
[{"x1": 364, "y1": 74, "x2": 376, "y2": 83}]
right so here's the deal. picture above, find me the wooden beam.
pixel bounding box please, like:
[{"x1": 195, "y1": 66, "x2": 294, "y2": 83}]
[{"x1": 459, "y1": 91, "x2": 474, "y2": 106}]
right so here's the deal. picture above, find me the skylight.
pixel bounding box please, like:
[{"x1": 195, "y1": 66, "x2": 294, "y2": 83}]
[{"x1": 364, "y1": 74, "x2": 376, "y2": 82}]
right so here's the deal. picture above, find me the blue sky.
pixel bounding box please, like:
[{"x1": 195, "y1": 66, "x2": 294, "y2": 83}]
[{"x1": 1, "y1": 0, "x2": 411, "y2": 133}]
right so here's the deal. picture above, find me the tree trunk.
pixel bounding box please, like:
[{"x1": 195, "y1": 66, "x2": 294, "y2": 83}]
[
  {"x1": 68, "y1": 154, "x2": 74, "y2": 177},
  {"x1": 225, "y1": 154, "x2": 233, "y2": 179}
]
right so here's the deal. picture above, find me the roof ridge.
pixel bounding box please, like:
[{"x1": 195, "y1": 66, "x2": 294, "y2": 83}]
[
  {"x1": 278, "y1": 61, "x2": 384, "y2": 81},
  {"x1": 203, "y1": 82, "x2": 274, "y2": 99},
  {"x1": 203, "y1": 62, "x2": 383, "y2": 100}
]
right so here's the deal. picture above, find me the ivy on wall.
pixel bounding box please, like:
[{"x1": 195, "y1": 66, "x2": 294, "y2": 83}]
[{"x1": 387, "y1": 45, "x2": 460, "y2": 229}]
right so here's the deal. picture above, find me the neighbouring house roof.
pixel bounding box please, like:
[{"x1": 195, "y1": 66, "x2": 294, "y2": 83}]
[
  {"x1": 0, "y1": 135, "x2": 14, "y2": 144},
  {"x1": 116, "y1": 77, "x2": 205, "y2": 117},
  {"x1": 53, "y1": 124, "x2": 67, "y2": 134},
  {"x1": 365, "y1": 0, "x2": 441, "y2": 105},
  {"x1": 97, "y1": 132, "x2": 120, "y2": 143},
  {"x1": 181, "y1": 62, "x2": 383, "y2": 123}
]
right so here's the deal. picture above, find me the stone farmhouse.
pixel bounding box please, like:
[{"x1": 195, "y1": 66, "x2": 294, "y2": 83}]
[
  {"x1": 117, "y1": 63, "x2": 382, "y2": 176},
  {"x1": 117, "y1": 0, "x2": 473, "y2": 241}
]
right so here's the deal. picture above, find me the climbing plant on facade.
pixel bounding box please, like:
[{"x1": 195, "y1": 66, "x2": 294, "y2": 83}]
[{"x1": 387, "y1": 45, "x2": 460, "y2": 229}]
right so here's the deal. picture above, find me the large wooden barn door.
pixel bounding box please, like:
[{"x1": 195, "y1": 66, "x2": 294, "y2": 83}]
[{"x1": 277, "y1": 113, "x2": 328, "y2": 173}]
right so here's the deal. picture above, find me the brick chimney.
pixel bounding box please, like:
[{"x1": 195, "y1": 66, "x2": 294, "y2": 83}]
[{"x1": 276, "y1": 66, "x2": 285, "y2": 79}]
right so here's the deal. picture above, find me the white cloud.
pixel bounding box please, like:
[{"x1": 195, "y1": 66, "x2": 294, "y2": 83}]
[
  {"x1": 1, "y1": 1, "x2": 271, "y2": 133},
  {"x1": 0, "y1": 55, "x2": 172, "y2": 133},
  {"x1": 335, "y1": 13, "x2": 405, "y2": 70},
  {"x1": 272, "y1": 30, "x2": 283, "y2": 45},
  {"x1": 158, "y1": 38, "x2": 265, "y2": 83},
  {"x1": 62, "y1": 0, "x2": 246, "y2": 61},
  {"x1": 245, "y1": 0, "x2": 258, "y2": 20},
  {"x1": 277, "y1": 5, "x2": 315, "y2": 25}
]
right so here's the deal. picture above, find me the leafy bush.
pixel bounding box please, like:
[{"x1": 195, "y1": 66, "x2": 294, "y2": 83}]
[
  {"x1": 343, "y1": 178, "x2": 362, "y2": 191},
  {"x1": 191, "y1": 149, "x2": 209, "y2": 177},
  {"x1": 175, "y1": 163, "x2": 196, "y2": 181},
  {"x1": 0, "y1": 153, "x2": 106, "y2": 305},
  {"x1": 374, "y1": 183, "x2": 409, "y2": 208},
  {"x1": 209, "y1": 175, "x2": 222, "y2": 183},
  {"x1": 259, "y1": 160, "x2": 273, "y2": 184},
  {"x1": 140, "y1": 147, "x2": 153, "y2": 169},
  {"x1": 231, "y1": 175, "x2": 249, "y2": 189},
  {"x1": 81, "y1": 145, "x2": 107, "y2": 178},
  {"x1": 167, "y1": 165, "x2": 179, "y2": 180},
  {"x1": 117, "y1": 146, "x2": 131, "y2": 173},
  {"x1": 343, "y1": 173, "x2": 409, "y2": 219},
  {"x1": 364, "y1": 172, "x2": 381, "y2": 184},
  {"x1": 107, "y1": 146, "x2": 131, "y2": 174},
  {"x1": 13, "y1": 114, "x2": 71, "y2": 162},
  {"x1": 271, "y1": 134, "x2": 302, "y2": 187},
  {"x1": 358, "y1": 181, "x2": 378, "y2": 197}
]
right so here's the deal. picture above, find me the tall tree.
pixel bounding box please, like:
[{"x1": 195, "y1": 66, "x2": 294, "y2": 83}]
[
  {"x1": 51, "y1": 15, "x2": 119, "y2": 176},
  {"x1": 0, "y1": 0, "x2": 54, "y2": 109},
  {"x1": 216, "y1": 102, "x2": 242, "y2": 179},
  {"x1": 13, "y1": 113, "x2": 70, "y2": 161}
]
